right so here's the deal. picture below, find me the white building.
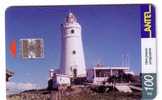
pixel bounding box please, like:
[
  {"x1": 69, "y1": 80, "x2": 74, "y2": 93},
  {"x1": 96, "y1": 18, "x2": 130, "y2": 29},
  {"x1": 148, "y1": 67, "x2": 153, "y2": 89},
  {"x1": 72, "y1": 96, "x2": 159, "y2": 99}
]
[
  {"x1": 48, "y1": 69, "x2": 71, "y2": 88},
  {"x1": 60, "y1": 12, "x2": 86, "y2": 78},
  {"x1": 86, "y1": 65, "x2": 134, "y2": 85}
]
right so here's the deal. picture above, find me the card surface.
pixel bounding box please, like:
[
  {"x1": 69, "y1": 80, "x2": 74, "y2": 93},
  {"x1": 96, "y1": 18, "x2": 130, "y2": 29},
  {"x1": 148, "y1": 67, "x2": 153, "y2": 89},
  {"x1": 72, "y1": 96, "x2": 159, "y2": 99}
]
[{"x1": 6, "y1": 4, "x2": 157, "y2": 100}]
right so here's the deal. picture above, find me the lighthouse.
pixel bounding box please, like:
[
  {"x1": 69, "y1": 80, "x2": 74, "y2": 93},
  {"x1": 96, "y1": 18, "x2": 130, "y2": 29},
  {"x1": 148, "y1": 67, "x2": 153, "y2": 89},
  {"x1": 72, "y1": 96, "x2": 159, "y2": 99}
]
[{"x1": 60, "y1": 12, "x2": 86, "y2": 78}]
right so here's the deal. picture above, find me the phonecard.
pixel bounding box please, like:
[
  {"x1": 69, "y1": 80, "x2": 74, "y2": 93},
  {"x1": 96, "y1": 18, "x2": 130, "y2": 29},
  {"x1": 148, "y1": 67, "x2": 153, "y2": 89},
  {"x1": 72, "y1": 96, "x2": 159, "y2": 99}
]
[{"x1": 6, "y1": 4, "x2": 157, "y2": 100}]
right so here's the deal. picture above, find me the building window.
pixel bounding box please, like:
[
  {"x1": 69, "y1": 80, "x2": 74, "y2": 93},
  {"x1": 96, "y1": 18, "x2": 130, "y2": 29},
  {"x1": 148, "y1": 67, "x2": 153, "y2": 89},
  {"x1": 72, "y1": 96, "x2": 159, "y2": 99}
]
[
  {"x1": 72, "y1": 50, "x2": 76, "y2": 54},
  {"x1": 71, "y1": 29, "x2": 75, "y2": 34}
]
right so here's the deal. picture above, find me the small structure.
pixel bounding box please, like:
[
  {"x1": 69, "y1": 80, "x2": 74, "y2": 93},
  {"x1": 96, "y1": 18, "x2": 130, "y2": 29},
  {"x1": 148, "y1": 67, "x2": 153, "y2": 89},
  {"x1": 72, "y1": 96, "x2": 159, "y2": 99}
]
[
  {"x1": 6, "y1": 69, "x2": 14, "y2": 81},
  {"x1": 48, "y1": 69, "x2": 70, "y2": 90},
  {"x1": 53, "y1": 74, "x2": 71, "y2": 86},
  {"x1": 87, "y1": 65, "x2": 134, "y2": 85}
]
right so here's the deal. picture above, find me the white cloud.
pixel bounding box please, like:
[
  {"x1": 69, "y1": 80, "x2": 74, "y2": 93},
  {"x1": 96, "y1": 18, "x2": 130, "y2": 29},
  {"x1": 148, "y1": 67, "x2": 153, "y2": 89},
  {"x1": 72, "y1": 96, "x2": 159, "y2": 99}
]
[{"x1": 7, "y1": 81, "x2": 39, "y2": 95}]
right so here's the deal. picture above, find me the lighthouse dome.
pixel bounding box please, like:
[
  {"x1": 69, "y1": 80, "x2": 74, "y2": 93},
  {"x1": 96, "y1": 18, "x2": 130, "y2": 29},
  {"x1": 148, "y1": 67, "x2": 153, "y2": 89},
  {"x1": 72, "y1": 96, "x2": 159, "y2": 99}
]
[{"x1": 65, "y1": 12, "x2": 77, "y2": 23}]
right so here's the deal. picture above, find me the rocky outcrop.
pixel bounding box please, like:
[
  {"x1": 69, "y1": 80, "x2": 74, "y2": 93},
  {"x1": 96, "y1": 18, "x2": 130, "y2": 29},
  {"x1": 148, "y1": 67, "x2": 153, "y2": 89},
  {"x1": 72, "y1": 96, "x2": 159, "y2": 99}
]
[{"x1": 7, "y1": 86, "x2": 141, "y2": 100}]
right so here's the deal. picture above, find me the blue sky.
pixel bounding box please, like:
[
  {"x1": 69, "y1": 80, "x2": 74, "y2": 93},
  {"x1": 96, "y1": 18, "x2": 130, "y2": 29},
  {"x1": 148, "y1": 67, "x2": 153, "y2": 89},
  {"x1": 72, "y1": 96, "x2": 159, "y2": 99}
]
[{"x1": 6, "y1": 5, "x2": 141, "y2": 89}]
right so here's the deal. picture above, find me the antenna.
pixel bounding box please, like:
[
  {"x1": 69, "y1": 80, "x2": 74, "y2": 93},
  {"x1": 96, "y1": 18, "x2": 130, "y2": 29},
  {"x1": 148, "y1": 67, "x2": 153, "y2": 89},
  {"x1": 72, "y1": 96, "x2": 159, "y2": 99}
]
[
  {"x1": 127, "y1": 54, "x2": 130, "y2": 70},
  {"x1": 125, "y1": 54, "x2": 128, "y2": 67},
  {"x1": 96, "y1": 58, "x2": 101, "y2": 67},
  {"x1": 124, "y1": 53, "x2": 130, "y2": 70},
  {"x1": 121, "y1": 54, "x2": 124, "y2": 67}
]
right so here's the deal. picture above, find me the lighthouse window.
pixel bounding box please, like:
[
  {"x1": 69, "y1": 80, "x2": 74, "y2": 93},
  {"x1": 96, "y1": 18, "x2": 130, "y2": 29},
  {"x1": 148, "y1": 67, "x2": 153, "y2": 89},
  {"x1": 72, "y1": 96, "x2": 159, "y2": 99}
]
[
  {"x1": 72, "y1": 50, "x2": 76, "y2": 54},
  {"x1": 71, "y1": 29, "x2": 75, "y2": 34}
]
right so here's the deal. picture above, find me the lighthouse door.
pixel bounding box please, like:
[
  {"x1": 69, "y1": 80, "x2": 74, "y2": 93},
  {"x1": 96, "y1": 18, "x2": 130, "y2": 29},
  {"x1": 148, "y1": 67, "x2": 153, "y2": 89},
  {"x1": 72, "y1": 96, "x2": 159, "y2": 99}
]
[{"x1": 73, "y1": 68, "x2": 77, "y2": 78}]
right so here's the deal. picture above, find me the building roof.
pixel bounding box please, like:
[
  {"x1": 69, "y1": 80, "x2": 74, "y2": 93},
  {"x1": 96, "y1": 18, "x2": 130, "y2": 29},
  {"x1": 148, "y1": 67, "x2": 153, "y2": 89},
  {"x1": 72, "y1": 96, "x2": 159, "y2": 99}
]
[
  {"x1": 94, "y1": 66, "x2": 129, "y2": 70},
  {"x1": 6, "y1": 69, "x2": 14, "y2": 81},
  {"x1": 6, "y1": 69, "x2": 14, "y2": 76}
]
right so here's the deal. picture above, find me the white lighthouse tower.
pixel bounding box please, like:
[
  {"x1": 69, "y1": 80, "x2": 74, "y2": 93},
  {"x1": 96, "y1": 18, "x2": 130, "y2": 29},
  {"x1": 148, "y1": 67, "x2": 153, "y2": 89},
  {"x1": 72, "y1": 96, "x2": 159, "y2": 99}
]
[{"x1": 60, "y1": 12, "x2": 86, "y2": 78}]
